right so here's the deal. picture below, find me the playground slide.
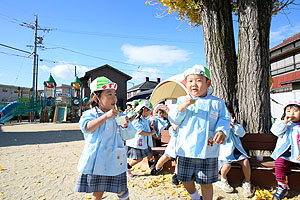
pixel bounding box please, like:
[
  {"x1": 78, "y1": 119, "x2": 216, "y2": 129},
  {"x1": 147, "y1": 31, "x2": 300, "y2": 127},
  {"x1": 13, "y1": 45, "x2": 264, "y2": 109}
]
[
  {"x1": 0, "y1": 101, "x2": 18, "y2": 124},
  {"x1": 0, "y1": 113, "x2": 14, "y2": 124}
]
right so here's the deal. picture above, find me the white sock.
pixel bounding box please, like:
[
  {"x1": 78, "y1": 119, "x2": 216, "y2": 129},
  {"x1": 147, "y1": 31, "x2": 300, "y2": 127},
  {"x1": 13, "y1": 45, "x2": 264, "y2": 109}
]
[
  {"x1": 221, "y1": 177, "x2": 227, "y2": 182},
  {"x1": 189, "y1": 189, "x2": 200, "y2": 200}
]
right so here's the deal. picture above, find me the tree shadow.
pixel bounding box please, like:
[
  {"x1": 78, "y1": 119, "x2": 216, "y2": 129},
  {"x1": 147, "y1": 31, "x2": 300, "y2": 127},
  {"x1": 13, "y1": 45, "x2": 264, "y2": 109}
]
[{"x1": 0, "y1": 129, "x2": 83, "y2": 147}]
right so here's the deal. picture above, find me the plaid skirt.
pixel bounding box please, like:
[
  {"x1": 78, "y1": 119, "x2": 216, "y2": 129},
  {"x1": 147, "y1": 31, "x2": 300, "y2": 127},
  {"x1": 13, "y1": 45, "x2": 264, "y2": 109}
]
[
  {"x1": 177, "y1": 156, "x2": 218, "y2": 184},
  {"x1": 74, "y1": 172, "x2": 127, "y2": 193},
  {"x1": 126, "y1": 146, "x2": 152, "y2": 159}
]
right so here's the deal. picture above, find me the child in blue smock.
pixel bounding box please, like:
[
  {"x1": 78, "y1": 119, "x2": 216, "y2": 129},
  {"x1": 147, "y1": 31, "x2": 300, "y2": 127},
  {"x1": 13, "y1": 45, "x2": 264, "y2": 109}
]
[
  {"x1": 75, "y1": 77, "x2": 136, "y2": 200},
  {"x1": 168, "y1": 65, "x2": 231, "y2": 200},
  {"x1": 125, "y1": 100, "x2": 157, "y2": 177},
  {"x1": 151, "y1": 123, "x2": 180, "y2": 185},
  {"x1": 270, "y1": 99, "x2": 300, "y2": 200},
  {"x1": 216, "y1": 102, "x2": 252, "y2": 198}
]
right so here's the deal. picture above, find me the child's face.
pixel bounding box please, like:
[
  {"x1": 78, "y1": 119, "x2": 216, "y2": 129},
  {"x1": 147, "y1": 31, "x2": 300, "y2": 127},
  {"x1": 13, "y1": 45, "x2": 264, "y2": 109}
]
[
  {"x1": 186, "y1": 74, "x2": 211, "y2": 97},
  {"x1": 142, "y1": 108, "x2": 152, "y2": 117},
  {"x1": 285, "y1": 105, "x2": 300, "y2": 123},
  {"x1": 98, "y1": 89, "x2": 117, "y2": 112}
]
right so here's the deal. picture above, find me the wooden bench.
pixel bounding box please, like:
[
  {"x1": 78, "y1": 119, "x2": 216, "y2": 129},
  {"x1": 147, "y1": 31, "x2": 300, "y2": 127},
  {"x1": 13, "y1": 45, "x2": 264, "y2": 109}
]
[
  {"x1": 227, "y1": 133, "x2": 300, "y2": 190},
  {"x1": 154, "y1": 131, "x2": 300, "y2": 190}
]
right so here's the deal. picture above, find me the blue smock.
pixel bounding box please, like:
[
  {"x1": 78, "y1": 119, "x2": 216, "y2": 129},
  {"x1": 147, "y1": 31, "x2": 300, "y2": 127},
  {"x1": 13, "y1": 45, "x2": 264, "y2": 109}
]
[
  {"x1": 77, "y1": 107, "x2": 136, "y2": 176},
  {"x1": 168, "y1": 95, "x2": 231, "y2": 158},
  {"x1": 271, "y1": 120, "x2": 300, "y2": 164}
]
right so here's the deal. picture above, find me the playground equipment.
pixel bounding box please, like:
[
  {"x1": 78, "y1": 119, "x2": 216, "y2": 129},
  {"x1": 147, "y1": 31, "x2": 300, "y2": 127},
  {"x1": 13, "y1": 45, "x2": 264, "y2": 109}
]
[
  {"x1": 0, "y1": 96, "x2": 42, "y2": 124},
  {"x1": 40, "y1": 74, "x2": 56, "y2": 122},
  {"x1": 70, "y1": 76, "x2": 82, "y2": 122},
  {"x1": 53, "y1": 93, "x2": 70, "y2": 122}
]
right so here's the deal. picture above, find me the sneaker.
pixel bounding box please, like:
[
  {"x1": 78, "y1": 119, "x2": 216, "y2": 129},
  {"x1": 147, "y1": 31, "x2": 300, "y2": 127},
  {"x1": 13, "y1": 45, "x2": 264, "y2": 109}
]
[
  {"x1": 273, "y1": 185, "x2": 288, "y2": 200},
  {"x1": 172, "y1": 174, "x2": 180, "y2": 185},
  {"x1": 242, "y1": 182, "x2": 253, "y2": 198},
  {"x1": 126, "y1": 169, "x2": 134, "y2": 177},
  {"x1": 150, "y1": 167, "x2": 163, "y2": 175},
  {"x1": 215, "y1": 180, "x2": 234, "y2": 193}
]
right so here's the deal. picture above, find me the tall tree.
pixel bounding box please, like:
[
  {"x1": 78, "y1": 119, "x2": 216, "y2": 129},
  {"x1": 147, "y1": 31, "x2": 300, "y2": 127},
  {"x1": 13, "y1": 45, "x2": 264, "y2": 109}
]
[
  {"x1": 146, "y1": 0, "x2": 296, "y2": 133},
  {"x1": 237, "y1": 0, "x2": 273, "y2": 133},
  {"x1": 200, "y1": 0, "x2": 238, "y2": 113}
]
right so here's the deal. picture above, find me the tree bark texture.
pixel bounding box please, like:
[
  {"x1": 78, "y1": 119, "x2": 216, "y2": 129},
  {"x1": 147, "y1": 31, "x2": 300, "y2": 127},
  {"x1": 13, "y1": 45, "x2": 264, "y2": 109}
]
[
  {"x1": 237, "y1": 0, "x2": 272, "y2": 133},
  {"x1": 200, "y1": 0, "x2": 238, "y2": 112}
]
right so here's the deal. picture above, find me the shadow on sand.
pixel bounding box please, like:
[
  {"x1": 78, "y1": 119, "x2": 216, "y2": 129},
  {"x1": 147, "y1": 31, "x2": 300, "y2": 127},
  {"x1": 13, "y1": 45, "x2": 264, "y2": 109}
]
[{"x1": 0, "y1": 129, "x2": 84, "y2": 147}]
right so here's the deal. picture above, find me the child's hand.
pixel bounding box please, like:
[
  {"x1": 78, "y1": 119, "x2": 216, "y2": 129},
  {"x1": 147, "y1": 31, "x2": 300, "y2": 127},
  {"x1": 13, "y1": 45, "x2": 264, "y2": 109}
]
[
  {"x1": 178, "y1": 98, "x2": 196, "y2": 112},
  {"x1": 296, "y1": 155, "x2": 300, "y2": 161},
  {"x1": 121, "y1": 116, "x2": 129, "y2": 128},
  {"x1": 214, "y1": 131, "x2": 226, "y2": 144},
  {"x1": 283, "y1": 115, "x2": 293, "y2": 124},
  {"x1": 105, "y1": 109, "x2": 119, "y2": 119}
]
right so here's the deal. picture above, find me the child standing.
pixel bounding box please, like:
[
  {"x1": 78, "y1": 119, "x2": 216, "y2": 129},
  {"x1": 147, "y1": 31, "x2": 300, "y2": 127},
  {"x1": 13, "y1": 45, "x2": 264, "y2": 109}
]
[
  {"x1": 216, "y1": 102, "x2": 252, "y2": 198},
  {"x1": 74, "y1": 77, "x2": 136, "y2": 200},
  {"x1": 271, "y1": 99, "x2": 300, "y2": 200},
  {"x1": 168, "y1": 65, "x2": 231, "y2": 200},
  {"x1": 125, "y1": 100, "x2": 157, "y2": 177}
]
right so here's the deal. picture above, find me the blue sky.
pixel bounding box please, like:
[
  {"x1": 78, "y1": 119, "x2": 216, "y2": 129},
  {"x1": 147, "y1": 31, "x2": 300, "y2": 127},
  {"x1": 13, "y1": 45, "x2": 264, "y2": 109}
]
[{"x1": 0, "y1": 1, "x2": 299, "y2": 89}]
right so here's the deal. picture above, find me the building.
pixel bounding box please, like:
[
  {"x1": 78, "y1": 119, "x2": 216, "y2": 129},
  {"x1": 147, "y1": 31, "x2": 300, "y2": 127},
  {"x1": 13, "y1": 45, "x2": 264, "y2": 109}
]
[
  {"x1": 80, "y1": 64, "x2": 132, "y2": 110},
  {"x1": 0, "y1": 84, "x2": 30, "y2": 103},
  {"x1": 270, "y1": 32, "x2": 300, "y2": 119},
  {"x1": 127, "y1": 77, "x2": 160, "y2": 101}
]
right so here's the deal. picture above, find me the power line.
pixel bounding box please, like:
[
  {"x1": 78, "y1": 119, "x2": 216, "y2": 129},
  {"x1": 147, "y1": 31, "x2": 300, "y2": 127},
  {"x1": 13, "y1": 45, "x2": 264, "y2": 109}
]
[
  {"x1": 0, "y1": 43, "x2": 31, "y2": 54},
  {"x1": 56, "y1": 29, "x2": 201, "y2": 44}
]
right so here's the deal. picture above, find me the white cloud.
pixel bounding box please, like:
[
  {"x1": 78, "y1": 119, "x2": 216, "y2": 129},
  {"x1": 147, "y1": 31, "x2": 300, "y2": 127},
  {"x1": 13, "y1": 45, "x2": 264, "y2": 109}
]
[
  {"x1": 131, "y1": 67, "x2": 161, "y2": 82},
  {"x1": 40, "y1": 63, "x2": 89, "y2": 80},
  {"x1": 121, "y1": 44, "x2": 190, "y2": 66},
  {"x1": 270, "y1": 24, "x2": 300, "y2": 45}
]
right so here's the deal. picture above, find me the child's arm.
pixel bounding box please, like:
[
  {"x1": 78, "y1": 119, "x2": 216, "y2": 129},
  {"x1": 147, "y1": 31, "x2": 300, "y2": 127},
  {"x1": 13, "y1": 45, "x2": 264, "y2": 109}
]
[
  {"x1": 270, "y1": 120, "x2": 288, "y2": 137},
  {"x1": 168, "y1": 97, "x2": 194, "y2": 125},
  {"x1": 233, "y1": 123, "x2": 246, "y2": 138},
  {"x1": 178, "y1": 98, "x2": 196, "y2": 112},
  {"x1": 85, "y1": 109, "x2": 119, "y2": 133},
  {"x1": 139, "y1": 129, "x2": 156, "y2": 136},
  {"x1": 297, "y1": 155, "x2": 300, "y2": 161}
]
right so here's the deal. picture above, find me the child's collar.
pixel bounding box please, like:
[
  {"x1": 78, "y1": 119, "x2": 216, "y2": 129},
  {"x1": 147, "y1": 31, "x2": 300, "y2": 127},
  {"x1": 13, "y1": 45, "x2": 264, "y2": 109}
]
[{"x1": 94, "y1": 107, "x2": 104, "y2": 114}]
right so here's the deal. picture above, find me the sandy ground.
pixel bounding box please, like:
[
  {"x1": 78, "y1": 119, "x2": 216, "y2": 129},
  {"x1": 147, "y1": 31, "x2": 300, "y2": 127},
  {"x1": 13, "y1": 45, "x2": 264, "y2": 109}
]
[{"x1": 0, "y1": 122, "x2": 299, "y2": 200}]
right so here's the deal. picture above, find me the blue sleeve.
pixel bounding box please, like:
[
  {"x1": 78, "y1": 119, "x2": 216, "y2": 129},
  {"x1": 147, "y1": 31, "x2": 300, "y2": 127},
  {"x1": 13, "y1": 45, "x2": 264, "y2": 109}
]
[
  {"x1": 132, "y1": 119, "x2": 144, "y2": 134},
  {"x1": 271, "y1": 120, "x2": 288, "y2": 137},
  {"x1": 233, "y1": 123, "x2": 246, "y2": 137},
  {"x1": 168, "y1": 96, "x2": 187, "y2": 125},
  {"x1": 214, "y1": 101, "x2": 231, "y2": 136},
  {"x1": 78, "y1": 110, "x2": 97, "y2": 134}
]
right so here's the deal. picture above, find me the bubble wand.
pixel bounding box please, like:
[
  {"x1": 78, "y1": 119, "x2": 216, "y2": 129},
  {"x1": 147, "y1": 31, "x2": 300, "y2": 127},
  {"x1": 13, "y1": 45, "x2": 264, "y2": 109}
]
[{"x1": 115, "y1": 104, "x2": 119, "y2": 119}]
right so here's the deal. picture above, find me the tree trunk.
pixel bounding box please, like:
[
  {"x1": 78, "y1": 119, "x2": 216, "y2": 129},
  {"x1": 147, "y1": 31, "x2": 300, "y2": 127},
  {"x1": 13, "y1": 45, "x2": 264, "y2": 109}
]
[
  {"x1": 200, "y1": 0, "x2": 238, "y2": 111},
  {"x1": 237, "y1": 0, "x2": 272, "y2": 133}
]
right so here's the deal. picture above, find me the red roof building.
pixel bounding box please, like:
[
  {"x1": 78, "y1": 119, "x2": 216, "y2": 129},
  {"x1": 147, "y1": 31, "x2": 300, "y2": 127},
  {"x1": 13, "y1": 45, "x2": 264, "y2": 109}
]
[{"x1": 270, "y1": 32, "x2": 300, "y2": 92}]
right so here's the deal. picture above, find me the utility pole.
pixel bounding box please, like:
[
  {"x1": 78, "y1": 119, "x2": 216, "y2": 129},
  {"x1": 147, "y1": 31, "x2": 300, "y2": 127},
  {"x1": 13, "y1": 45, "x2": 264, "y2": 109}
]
[
  {"x1": 32, "y1": 14, "x2": 38, "y2": 101},
  {"x1": 21, "y1": 14, "x2": 51, "y2": 101}
]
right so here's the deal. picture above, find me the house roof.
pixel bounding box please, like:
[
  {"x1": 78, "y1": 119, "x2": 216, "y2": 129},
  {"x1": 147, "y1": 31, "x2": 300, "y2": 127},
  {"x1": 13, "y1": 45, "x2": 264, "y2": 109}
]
[
  {"x1": 270, "y1": 32, "x2": 300, "y2": 52},
  {"x1": 127, "y1": 89, "x2": 154, "y2": 101},
  {"x1": 128, "y1": 81, "x2": 158, "y2": 92},
  {"x1": 83, "y1": 64, "x2": 132, "y2": 80}
]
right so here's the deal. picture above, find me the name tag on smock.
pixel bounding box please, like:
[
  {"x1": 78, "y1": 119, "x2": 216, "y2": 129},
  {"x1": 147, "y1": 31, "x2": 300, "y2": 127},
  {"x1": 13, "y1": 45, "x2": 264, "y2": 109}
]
[{"x1": 210, "y1": 111, "x2": 218, "y2": 119}]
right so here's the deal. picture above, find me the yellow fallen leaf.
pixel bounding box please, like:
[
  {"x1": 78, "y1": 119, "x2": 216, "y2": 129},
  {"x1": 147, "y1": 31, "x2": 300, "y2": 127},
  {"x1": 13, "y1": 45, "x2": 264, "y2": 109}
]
[
  {"x1": 2, "y1": 185, "x2": 8, "y2": 187},
  {"x1": 85, "y1": 196, "x2": 92, "y2": 199},
  {"x1": 0, "y1": 165, "x2": 2, "y2": 170}
]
